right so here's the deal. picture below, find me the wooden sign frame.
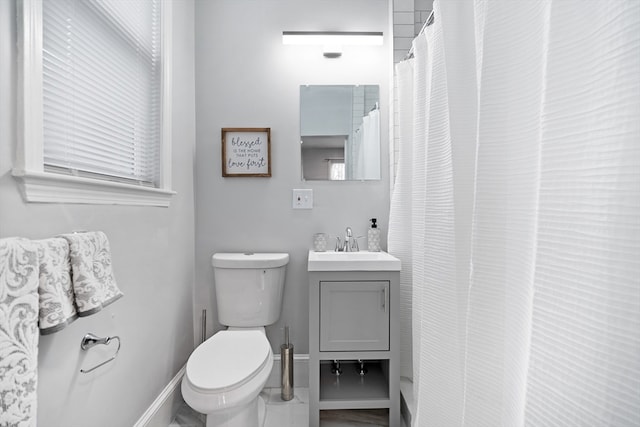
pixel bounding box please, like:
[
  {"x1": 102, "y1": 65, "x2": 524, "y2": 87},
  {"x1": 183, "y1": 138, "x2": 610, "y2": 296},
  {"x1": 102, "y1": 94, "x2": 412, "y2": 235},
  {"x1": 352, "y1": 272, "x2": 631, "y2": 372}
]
[{"x1": 221, "y1": 128, "x2": 271, "y2": 177}]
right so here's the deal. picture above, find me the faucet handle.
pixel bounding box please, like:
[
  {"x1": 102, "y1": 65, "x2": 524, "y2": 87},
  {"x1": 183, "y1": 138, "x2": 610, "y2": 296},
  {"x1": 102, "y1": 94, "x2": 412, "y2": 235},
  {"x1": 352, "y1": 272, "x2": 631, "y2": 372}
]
[
  {"x1": 352, "y1": 236, "x2": 364, "y2": 252},
  {"x1": 335, "y1": 237, "x2": 342, "y2": 251}
]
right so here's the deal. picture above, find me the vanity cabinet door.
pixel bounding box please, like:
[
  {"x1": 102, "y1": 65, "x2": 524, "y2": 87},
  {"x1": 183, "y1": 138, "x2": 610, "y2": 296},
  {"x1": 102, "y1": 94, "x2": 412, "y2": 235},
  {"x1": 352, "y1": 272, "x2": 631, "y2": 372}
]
[{"x1": 319, "y1": 281, "x2": 390, "y2": 351}]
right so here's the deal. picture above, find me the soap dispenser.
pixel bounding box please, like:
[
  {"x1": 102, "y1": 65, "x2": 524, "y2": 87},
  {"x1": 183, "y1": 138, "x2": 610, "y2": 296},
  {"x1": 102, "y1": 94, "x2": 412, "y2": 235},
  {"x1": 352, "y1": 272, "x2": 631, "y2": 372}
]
[{"x1": 367, "y1": 218, "x2": 381, "y2": 252}]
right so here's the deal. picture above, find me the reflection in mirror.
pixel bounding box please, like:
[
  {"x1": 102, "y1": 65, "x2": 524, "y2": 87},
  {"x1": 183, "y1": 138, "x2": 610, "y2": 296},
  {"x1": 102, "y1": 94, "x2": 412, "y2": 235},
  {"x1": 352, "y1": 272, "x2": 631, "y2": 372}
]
[{"x1": 300, "y1": 85, "x2": 380, "y2": 181}]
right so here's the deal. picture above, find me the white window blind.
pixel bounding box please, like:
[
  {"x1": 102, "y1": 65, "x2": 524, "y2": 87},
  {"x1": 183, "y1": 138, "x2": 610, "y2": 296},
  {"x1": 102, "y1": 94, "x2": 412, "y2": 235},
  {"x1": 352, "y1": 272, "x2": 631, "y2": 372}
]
[{"x1": 42, "y1": 0, "x2": 161, "y2": 186}]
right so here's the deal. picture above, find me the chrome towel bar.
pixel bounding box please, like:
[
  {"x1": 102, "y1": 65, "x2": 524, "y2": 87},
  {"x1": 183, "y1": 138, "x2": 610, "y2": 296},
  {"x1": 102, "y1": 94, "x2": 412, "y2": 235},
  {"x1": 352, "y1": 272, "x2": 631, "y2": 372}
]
[{"x1": 80, "y1": 333, "x2": 121, "y2": 373}]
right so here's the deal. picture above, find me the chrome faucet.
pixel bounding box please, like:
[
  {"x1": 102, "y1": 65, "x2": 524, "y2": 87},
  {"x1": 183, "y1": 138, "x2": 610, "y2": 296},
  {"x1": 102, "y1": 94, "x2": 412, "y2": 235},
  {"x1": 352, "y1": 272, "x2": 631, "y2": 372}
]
[{"x1": 335, "y1": 227, "x2": 359, "y2": 252}]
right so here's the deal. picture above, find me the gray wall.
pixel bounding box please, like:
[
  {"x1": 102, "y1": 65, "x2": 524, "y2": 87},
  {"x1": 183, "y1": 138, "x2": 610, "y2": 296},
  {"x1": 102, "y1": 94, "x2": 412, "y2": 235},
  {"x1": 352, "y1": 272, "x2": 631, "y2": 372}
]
[
  {"x1": 194, "y1": 0, "x2": 392, "y2": 353},
  {"x1": 0, "y1": 1, "x2": 197, "y2": 426}
]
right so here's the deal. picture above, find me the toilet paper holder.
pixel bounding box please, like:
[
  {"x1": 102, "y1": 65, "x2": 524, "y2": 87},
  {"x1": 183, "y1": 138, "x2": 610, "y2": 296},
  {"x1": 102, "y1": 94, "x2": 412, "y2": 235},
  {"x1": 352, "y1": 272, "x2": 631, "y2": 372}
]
[{"x1": 79, "y1": 333, "x2": 121, "y2": 374}]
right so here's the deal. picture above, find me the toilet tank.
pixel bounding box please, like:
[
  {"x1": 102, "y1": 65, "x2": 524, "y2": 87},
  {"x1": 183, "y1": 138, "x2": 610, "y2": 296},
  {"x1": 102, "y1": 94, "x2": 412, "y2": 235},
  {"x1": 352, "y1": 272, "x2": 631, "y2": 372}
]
[{"x1": 212, "y1": 253, "x2": 289, "y2": 327}]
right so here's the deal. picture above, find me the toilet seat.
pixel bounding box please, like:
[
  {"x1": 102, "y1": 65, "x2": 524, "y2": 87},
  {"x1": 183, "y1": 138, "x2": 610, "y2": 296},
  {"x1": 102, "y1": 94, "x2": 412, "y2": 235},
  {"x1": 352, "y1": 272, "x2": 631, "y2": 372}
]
[{"x1": 185, "y1": 330, "x2": 271, "y2": 394}]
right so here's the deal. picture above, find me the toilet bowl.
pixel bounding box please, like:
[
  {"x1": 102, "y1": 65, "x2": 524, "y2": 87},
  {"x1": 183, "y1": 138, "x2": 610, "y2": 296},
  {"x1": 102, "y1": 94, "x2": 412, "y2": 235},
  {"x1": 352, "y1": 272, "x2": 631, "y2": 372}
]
[{"x1": 181, "y1": 329, "x2": 272, "y2": 427}]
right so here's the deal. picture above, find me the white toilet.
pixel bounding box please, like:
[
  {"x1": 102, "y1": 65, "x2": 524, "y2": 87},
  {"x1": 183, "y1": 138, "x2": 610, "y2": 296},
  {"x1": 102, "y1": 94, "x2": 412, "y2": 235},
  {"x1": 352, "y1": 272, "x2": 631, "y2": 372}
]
[{"x1": 181, "y1": 252, "x2": 289, "y2": 427}]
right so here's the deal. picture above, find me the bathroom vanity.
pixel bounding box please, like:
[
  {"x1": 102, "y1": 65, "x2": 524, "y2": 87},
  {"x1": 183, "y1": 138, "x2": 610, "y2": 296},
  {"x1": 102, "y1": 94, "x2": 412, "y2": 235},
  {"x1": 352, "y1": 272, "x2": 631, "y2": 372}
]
[{"x1": 307, "y1": 250, "x2": 401, "y2": 427}]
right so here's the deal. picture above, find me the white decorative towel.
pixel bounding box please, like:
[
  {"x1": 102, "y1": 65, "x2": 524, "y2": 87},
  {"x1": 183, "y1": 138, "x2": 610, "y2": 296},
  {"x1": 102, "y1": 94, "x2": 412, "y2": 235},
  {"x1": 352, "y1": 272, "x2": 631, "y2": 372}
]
[
  {"x1": 36, "y1": 238, "x2": 78, "y2": 334},
  {"x1": 61, "y1": 231, "x2": 123, "y2": 317},
  {"x1": 0, "y1": 237, "x2": 39, "y2": 426}
]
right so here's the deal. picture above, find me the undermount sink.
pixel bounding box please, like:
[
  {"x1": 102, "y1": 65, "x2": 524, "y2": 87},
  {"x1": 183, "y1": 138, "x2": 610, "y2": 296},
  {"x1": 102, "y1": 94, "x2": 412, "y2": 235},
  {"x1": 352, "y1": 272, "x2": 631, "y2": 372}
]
[{"x1": 307, "y1": 250, "x2": 401, "y2": 272}]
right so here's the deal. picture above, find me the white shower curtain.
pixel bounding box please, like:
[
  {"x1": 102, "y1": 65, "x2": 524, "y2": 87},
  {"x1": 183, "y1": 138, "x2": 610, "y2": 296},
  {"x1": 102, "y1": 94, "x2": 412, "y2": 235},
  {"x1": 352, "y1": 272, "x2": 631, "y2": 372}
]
[
  {"x1": 350, "y1": 109, "x2": 381, "y2": 180},
  {"x1": 390, "y1": 58, "x2": 414, "y2": 380},
  {"x1": 362, "y1": 109, "x2": 380, "y2": 180},
  {"x1": 388, "y1": 1, "x2": 640, "y2": 426}
]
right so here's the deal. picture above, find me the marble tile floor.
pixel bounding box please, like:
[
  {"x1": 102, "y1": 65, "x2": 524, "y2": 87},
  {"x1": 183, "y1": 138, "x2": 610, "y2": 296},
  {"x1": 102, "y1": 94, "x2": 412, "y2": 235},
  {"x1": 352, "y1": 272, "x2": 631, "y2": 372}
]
[{"x1": 170, "y1": 387, "x2": 406, "y2": 427}]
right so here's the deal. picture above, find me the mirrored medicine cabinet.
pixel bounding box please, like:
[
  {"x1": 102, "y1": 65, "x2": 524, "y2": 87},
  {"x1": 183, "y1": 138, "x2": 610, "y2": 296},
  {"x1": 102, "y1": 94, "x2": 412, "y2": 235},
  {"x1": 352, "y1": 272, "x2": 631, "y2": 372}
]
[{"x1": 300, "y1": 85, "x2": 380, "y2": 181}]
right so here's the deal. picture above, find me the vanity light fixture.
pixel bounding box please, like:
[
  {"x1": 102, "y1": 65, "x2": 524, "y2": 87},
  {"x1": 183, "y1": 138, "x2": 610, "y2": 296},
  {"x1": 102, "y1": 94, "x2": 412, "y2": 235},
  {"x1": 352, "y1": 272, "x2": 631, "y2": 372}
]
[{"x1": 282, "y1": 31, "x2": 383, "y2": 58}]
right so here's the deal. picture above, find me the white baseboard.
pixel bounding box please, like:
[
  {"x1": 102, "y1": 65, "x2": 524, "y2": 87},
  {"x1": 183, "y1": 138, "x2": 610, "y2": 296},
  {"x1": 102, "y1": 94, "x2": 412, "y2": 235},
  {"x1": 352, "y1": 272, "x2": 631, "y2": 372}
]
[
  {"x1": 134, "y1": 365, "x2": 186, "y2": 427},
  {"x1": 133, "y1": 354, "x2": 309, "y2": 426}
]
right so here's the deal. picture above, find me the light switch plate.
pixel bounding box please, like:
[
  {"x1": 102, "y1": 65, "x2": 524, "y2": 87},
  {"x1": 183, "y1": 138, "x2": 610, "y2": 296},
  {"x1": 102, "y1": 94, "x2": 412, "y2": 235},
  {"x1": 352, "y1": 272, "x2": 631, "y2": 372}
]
[{"x1": 292, "y1": 189, "x2": 313, "y2": 209}]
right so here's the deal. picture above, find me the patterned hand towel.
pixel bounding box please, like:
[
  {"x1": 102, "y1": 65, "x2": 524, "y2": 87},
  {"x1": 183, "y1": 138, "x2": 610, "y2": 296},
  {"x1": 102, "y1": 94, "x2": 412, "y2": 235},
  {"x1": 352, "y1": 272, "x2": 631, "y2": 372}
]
[
  {"x1": 61, "y1": 231, "x2": 123, "y2": 317},
  {"x1": 36, "y1": 238, "x2": 78, "y2": 334},
  {"x1": 0, "y1": 237, "x2": 39, "y2": 426}
]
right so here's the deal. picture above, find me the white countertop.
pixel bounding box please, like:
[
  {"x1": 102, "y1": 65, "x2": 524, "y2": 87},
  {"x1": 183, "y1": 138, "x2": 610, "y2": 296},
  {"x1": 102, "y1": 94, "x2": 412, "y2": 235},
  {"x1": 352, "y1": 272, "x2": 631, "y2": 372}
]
[{"x1": 307, "y1": 250, "x2": 401, "y2": 272}]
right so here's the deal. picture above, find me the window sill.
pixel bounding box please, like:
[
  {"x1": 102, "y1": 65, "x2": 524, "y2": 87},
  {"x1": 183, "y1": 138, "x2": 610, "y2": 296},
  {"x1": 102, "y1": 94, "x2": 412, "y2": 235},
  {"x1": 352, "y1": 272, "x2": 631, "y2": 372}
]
[{"x1": 12, "y1": 169, "x2": 175, "y2": 207}]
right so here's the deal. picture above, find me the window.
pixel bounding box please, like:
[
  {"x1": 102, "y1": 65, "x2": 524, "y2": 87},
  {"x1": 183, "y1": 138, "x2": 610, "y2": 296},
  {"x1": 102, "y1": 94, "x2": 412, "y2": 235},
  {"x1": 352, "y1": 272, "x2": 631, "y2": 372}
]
[
  {"x1": 328, "y1": 160, "x2": 345, "y2": 181},
  {"x1": 14, "y1": 0, "x2": 174, "y2": 206}
]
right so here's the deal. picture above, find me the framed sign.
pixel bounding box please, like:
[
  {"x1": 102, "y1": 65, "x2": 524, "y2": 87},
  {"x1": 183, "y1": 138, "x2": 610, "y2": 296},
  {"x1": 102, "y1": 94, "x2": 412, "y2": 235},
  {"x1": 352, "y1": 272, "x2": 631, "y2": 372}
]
[{"x1": 221, "y1": 128, "x2": 271, "y2": 177}]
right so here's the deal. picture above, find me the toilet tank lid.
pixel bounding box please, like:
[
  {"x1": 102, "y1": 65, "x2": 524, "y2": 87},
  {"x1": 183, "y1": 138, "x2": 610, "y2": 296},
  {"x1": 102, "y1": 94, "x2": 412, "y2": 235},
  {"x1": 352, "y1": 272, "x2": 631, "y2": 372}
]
[{"x1": 212, "y1": 252, "x2": 289, "y2": 269}]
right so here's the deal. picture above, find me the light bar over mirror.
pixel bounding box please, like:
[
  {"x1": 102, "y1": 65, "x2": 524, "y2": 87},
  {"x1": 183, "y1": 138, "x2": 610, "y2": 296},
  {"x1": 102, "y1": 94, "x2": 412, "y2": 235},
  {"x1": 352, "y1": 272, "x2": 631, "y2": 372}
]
[{"x1": 282, "y1": 31, "x2": 383, "y2": 58}]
